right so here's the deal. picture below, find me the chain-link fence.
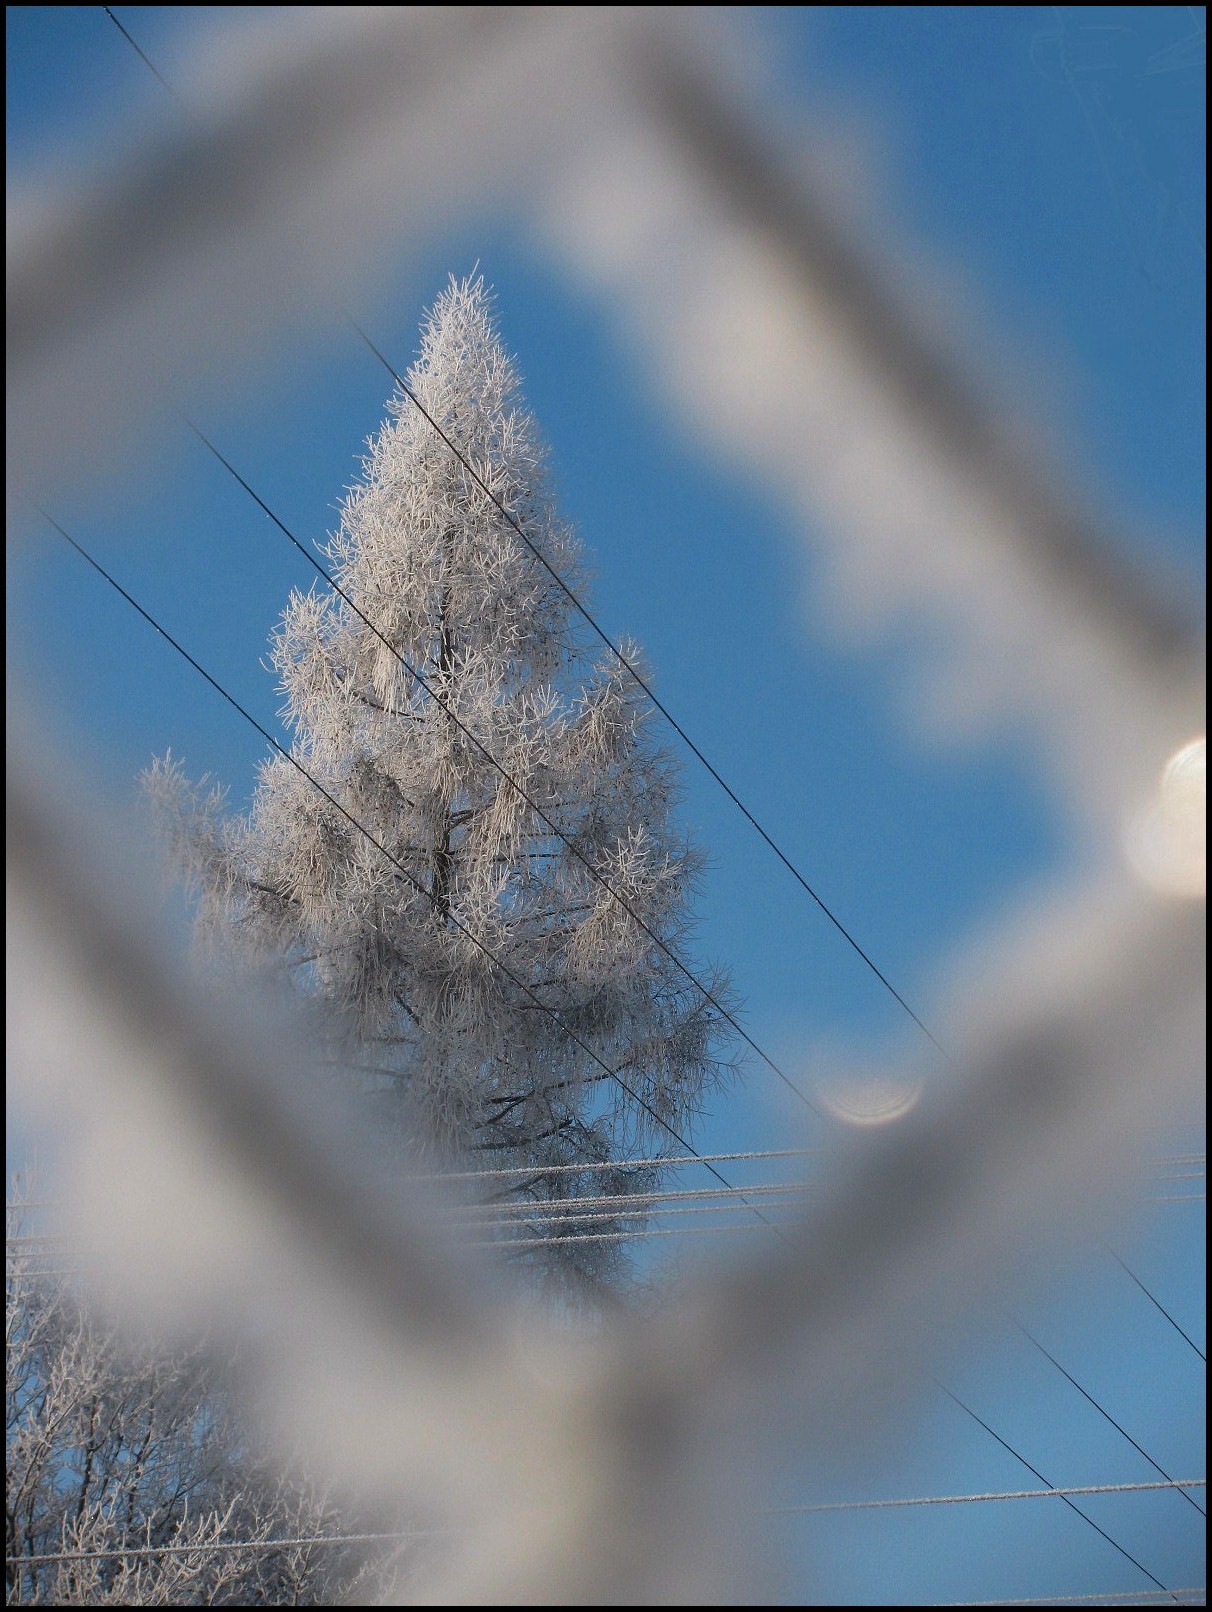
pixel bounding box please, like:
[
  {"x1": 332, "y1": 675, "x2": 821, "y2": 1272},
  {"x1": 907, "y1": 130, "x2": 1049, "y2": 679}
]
[{"x1": 7, "y1": 9, "x2": 1204, "y2": 1604}]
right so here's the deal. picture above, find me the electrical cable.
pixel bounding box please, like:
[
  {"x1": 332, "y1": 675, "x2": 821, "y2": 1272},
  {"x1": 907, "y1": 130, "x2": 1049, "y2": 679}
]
[
  {"x1": 1010, "y1": 1320, "x2": 1205, "y2": 1518},
  {"x1": 770, "y1": 1478, "x2": 1207, "y2": 1515},
  {"x1": 5, "y1": 1146, "x2": 1196, "y2": 1190},
  {"x1": 946, "y1": 1595, "x2": 1205, "y2": 1608},
  {"x1": 101, "y1": 7, "x2": 180, "y2": 102},
  {"x1": 6, "y1": 1187, "x2": 818, "y2": 1245},
  {"x1": 9, "y1": 1481, "x2": 1204, "y2": 1568},
  {"x1": 6, "y1": 1529, "x2": 442, "y2": 1568},
  {"x1": 936, "y1": 1384, "x2": 1176, "y2": 1599},
  {"x1": 1101, "y1": 1243, "x2": 1206, "y2": 1364},
  {"x1": 418, "y1": 1145, "x2": 822, "y2": 1178}
]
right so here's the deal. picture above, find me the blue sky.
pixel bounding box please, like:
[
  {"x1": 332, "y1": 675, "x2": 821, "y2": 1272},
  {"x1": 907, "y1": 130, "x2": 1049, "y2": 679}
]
[{"x1": 7, "y1": 7, "x2": 1205, "y2": 1605}]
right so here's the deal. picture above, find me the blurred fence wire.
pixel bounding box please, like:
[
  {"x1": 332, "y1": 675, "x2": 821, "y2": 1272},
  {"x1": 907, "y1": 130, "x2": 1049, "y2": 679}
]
[{"x1": 6, "y1": 7, "x2": 1205, "y2": 1605}]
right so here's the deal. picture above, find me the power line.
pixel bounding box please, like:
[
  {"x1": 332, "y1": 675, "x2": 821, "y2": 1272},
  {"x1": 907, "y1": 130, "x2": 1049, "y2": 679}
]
[
  {"x1": 480, "y1": 1221, "x2": 786, "y2": 1251},
  {"x1": 100, "y1": 7, "x2": 180, "y2": 103},
  {"x1": 15, "y1": 1157, "x2": 1201, "y2": 1234},
  {"x1": 465, "y1": 1183, "x2": 1201, "y2": 1218},
  {"x1": 1010, "y1": 1320, "x2": 1205, "y2": 1518},
  {"x1": 2, "y1": 1152, "x2": 824, "y2": 1220},
  {"x1": 946, "y1": 1594, "x2": 1205, "y2": 1608},
  {"x1": 438, "y1": 1201, "x2": 780, "y2": 1236},
  {"x1": 770, "y1": 1478, "x2": 1207, "y2": 1515},
  {"x1": 5, "y1": 1175, "x2": 1199, "y2": 1240},
  {"x1": 39, "y1": 510, "x2": 772, "y2": 1230},
  {"x1": 4, "y1": 1147, "x2": 1197, "y2": 1193},
  {"x1": 458, "y1": 1180, "x2": 815, "y2": 1215},
  {"x1": 27, "y1": 1218, "x2": 1203, "y2": 1278},
  {"x1": 6, "y1": 1529, "x2": 440, "y2": 1568},
  {"x1": 429, "y1": 1149, "x2": 1199, "y2": 1180},
  {"x1": 7, "y1": 1270, "x2": 133, "y2": 1281},
  {"x1": 451, "y1": 1188, "x2": 814, "y2": 1230},
  {"x1": 425, "y1": 1145, "x2": 824, "y2": 1179},
  {"x1": 462, "y1": 1186, "x2": 1212, "y2": 1217},
  {"x1": 10, "y1": 1480, "x2": 1205, "y2": 1570},
  {"x1": 7, "y1": 1180, "x2": 805, "y2": 1232},
  {"x1": 6, "y1": 1221, "x2": 789, "y2": 1274},
  {"x1": 12, "y1": 1480, "x2": 1206, "y2": 1571},
  {"x1": 15, "y1": 1172, "x2": 1208, "y2": 1242},
  {"x1": 7, "y1": 1169, "x2": 1202, "y2": 1237},
  {"x1": 183, "y1": 419, "x2": 821, "y2": 1122},
  {"x1": 6, "y1": 1188, "x2": 818, "y2": 1245},
  {"x1": 9, "y1": 1187, "x2": 1204, "y2": 1259},
  {"x1": 1101, "y1": 1243, "x2": 1206, "y2": 1365},
  {"x1": 17, "y1": 1163, "x2": 1197, "y2": 1246},
  {"x1": 937, "y1": 1384, "x2": 1176, "y2": 1599}
]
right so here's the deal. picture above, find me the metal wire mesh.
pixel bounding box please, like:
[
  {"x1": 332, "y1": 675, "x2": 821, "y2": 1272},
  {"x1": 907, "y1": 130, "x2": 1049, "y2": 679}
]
[{"x1": 7, "y1": 8, "x2": 1204, "y2": 1604}]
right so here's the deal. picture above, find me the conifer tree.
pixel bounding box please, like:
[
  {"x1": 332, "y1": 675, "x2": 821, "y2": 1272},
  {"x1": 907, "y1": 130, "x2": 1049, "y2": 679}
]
[{"x1": 148, "y1": 276, "x2": 734, "y2": 1271}]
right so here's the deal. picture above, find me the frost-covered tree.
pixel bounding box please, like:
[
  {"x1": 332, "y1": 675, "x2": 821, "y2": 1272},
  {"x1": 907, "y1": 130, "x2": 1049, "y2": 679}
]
[
  {"x1": 147, "y1": 276, "x2": 734, "y2": 1271},
  {"x1": 6, "y1": 1194, "x2": 404, "y2": 1606}
]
